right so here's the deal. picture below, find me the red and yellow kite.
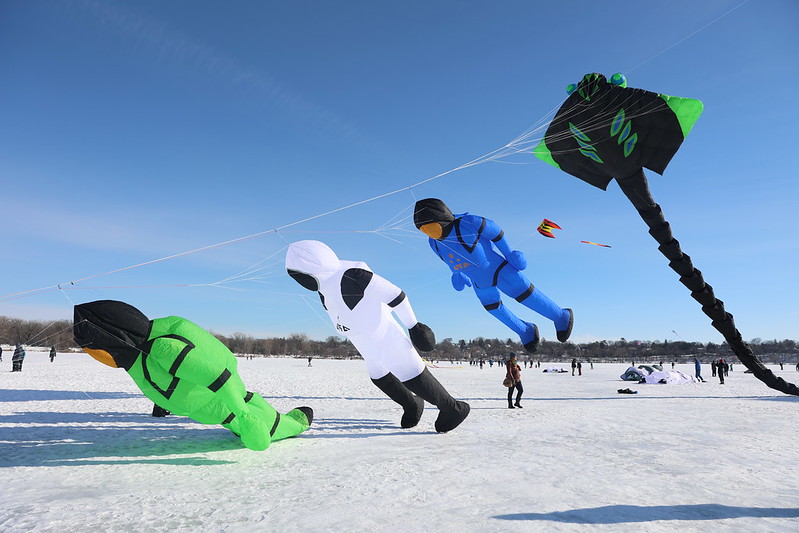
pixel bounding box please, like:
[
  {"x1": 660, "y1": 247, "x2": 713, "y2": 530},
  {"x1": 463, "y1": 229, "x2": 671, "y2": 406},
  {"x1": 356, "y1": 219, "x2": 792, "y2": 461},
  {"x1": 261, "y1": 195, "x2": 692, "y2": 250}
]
[{"x1": 536, "y1": 219, "x2": 562, "y2": 238}]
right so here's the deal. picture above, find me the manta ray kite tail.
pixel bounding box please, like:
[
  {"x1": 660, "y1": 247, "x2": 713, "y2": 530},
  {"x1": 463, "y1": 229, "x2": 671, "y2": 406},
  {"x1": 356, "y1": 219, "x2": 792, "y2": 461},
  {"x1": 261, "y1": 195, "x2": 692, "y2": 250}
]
[{"x1": 616, "y1": 171, "x2": 799, "y2": 395}]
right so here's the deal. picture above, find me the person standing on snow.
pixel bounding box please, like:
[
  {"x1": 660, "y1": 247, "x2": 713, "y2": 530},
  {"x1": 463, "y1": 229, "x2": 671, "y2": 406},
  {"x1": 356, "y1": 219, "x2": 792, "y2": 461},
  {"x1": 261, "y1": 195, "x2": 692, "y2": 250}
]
[
  {"x1": 717, "y1": 358, "x2": 729, "y2": 384},
  {"x1": 286, "y1": 240, "x2": 470, "y2": 433},
  {"x1": 505, "y1": 353, "x2": 523, "y2": 409},
  {"x1": 694, "y1": 358, "x2": 705, "y2": 382},
  {"x1": 11, "y1": 343, "x2": 25, "y2": 372}
]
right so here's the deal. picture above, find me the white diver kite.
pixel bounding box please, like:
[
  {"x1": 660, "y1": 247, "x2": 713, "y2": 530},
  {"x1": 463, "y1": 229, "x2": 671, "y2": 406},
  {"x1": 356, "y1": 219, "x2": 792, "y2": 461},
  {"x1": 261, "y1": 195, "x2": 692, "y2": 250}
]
[{"x1": 286, "y1": 240, "x2": 470, "y2": 433}]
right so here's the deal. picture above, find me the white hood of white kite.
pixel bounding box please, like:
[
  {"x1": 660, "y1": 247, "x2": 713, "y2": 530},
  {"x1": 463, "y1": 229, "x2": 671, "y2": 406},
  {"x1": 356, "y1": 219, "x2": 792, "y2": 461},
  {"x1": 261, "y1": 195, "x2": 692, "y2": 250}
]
[
  {"x1": 286, "y1": 240, "x2": 368, "y2": 280},
  {"x1": 285, "y1": 240, "x2": 342, "y2": 282}
]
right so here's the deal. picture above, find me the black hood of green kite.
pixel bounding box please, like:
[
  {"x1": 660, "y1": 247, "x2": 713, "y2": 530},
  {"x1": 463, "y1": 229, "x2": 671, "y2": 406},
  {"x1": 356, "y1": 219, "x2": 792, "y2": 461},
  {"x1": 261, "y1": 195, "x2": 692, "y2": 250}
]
[{"x1": 73, "y1": 300, "x2": 151, "y2": 370}]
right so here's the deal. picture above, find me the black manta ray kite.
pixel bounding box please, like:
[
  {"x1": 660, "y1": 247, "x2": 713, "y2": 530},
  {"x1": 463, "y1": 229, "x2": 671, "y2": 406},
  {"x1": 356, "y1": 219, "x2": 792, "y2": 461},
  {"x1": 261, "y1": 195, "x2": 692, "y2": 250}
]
[{"x1": 535, "y1": 72, "x2": 798, "y2": 396}]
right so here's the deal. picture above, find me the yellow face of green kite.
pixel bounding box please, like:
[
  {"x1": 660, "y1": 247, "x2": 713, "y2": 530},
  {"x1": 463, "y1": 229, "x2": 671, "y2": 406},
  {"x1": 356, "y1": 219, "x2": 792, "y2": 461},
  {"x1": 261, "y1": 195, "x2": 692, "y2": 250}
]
[{"x1": 83, "y1": 347, "x2": 119, "y2": 368}]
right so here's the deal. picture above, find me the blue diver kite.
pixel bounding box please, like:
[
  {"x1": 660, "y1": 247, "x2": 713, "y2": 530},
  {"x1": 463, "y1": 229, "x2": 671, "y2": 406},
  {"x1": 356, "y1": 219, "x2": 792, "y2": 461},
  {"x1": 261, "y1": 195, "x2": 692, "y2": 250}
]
[
  {"x1": 413, "y1": 199, "x2": 573, "y2": 352},
  {"x1": 73, "y1": 300, "x2": 314, "y2": 450},
  {"x1": 285, "y1": 240, "x2": 470, "y2": 433},
  {"x1": 534, "y1": 72, "x2": 799, "y2": 396}
]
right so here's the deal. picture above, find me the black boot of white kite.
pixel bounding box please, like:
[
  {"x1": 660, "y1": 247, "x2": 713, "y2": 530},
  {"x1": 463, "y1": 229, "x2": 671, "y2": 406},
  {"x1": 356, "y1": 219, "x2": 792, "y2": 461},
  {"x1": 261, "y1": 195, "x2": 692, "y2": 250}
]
[
  {"x1": 403, "y1": 368, "x2": 470, "y2": 433},
  {"x1": 372, "y1": 372, "x2": 425, "y2": 429}
]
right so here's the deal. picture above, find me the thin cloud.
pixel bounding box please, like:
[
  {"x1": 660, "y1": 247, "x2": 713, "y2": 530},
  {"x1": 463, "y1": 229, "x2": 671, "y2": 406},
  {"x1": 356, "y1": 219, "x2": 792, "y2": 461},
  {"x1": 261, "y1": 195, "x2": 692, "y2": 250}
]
[
  {"x1": 69, "y1": 0, "x2": 365, "y2": 141},
  {"x1": 3, "y1": 204, "x2": 268, "y2": 272}
]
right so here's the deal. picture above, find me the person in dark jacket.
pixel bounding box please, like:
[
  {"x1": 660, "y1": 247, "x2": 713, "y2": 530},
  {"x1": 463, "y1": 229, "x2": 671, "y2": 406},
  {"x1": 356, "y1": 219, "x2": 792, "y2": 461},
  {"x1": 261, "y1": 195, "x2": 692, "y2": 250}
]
[
  {"x1": 505, "y1": 353, "x2": 523, "y2": 409},
  {"x1": 717, "y1": 358, "x2": 729, "y2": 384},
  {"x1": 12, "y1": 343, "x2": 25, "y2": 372},
  {"x1": 50, "y1": 346, "x2": 57, "y2": 362}
]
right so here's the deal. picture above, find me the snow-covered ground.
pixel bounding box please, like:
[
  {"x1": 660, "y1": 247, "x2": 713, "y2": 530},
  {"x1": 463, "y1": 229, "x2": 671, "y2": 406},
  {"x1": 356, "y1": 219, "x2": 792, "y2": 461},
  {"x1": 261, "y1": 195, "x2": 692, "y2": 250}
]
[{"x1": 1, "y1": 352, "x2": 798, "y2": 532}]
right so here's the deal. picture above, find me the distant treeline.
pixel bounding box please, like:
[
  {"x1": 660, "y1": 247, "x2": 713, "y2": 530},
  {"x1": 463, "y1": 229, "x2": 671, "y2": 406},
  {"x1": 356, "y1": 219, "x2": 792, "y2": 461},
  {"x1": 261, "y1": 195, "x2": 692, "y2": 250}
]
[{"x1": 2, "y1": 314, "x2": 797, "y2": 363}]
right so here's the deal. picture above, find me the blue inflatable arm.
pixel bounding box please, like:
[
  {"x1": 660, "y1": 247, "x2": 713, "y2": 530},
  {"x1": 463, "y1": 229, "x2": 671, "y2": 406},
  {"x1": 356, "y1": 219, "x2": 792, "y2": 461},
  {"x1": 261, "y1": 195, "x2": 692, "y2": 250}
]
[{"x1": 482, "y1": 217, "x2": 527, "y2": 270}]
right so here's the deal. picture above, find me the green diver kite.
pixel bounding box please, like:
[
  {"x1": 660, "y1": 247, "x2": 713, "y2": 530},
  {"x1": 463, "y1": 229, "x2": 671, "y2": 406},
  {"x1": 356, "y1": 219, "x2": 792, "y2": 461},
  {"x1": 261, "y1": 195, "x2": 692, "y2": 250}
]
[{"x1": 73, "y1": 300, "x2": 313, "y2": 450}]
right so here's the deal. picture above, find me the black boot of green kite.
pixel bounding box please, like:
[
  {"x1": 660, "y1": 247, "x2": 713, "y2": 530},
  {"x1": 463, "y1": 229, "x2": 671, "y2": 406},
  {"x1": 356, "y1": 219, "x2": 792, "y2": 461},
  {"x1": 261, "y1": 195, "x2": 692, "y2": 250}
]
[
  {"x1": 403, "y1": 368, "x2": 470, "y2": 433},
  {"x1": 372, "y1": 372, "x2": 425, "y2": 428},
  {"x1": 151, "y1": 403, "x2": 170, "y2": 417},
  {"x1": 289, "y1": 406, "x2": 314, "y2": 426}
]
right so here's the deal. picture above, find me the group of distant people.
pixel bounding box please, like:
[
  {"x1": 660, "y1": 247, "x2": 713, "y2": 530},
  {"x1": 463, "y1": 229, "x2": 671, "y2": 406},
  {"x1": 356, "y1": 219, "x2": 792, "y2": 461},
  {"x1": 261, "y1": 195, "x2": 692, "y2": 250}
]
[
  {"x1": 502, "y1": 354, "x2": 595, "y2": 408},
  {"x1": 1, "y1": 344, "x2": 58, "y2": 372},
  {"x1": 470, "y1": 359, "x2": 541, "y2": 369},
  {"x1": 710, "y1": 358, "x2": 730, "y2": 384},
  {"x1": 694, "y1": 358, "x2": 731, "y2": 384}
]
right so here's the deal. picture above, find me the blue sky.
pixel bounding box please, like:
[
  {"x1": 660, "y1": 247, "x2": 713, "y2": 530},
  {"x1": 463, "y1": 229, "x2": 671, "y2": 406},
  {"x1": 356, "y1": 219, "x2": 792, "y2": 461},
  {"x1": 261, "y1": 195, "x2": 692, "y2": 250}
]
[{"x1": 1, "y1": 0, "x2": 797, "y2": 345}]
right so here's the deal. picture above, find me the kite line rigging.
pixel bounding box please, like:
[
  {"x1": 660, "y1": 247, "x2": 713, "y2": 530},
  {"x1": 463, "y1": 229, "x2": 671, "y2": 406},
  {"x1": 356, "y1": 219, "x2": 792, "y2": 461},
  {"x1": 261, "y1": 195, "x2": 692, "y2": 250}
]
[
  {"x1": 2, "y1": 0, "x2": 749, "y2": 304},
  {"x1": 0, "y1": 112, "x2": 561, "y2": 304}
]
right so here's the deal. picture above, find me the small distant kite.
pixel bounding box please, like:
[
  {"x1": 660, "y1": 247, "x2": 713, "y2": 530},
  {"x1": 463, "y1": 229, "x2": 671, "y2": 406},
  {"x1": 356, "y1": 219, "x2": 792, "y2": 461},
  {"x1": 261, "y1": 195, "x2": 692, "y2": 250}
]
[
  {"x1": 537, "y1": 218, "x2": 611, "y2": 248},
  {"x1": 537, "y1": 219, "x2": 562, "y2": 238},
  {"x1": 581, "y1": 240, "x2": 611, "y2": 248}
]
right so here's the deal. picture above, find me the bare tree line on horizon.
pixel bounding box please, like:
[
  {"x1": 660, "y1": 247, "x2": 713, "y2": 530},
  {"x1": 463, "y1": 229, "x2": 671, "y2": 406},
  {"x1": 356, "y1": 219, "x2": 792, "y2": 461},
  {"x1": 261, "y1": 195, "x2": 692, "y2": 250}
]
[{"x1": 1, "y1": 315, "x2": 796, "y2": 364}]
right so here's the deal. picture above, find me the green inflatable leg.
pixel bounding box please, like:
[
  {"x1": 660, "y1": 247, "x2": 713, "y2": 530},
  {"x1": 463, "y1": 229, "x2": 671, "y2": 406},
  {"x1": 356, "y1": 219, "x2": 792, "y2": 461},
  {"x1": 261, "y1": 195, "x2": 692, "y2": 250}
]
[{"x1": 229, "y1": 394, "x2": 312, "y2": 451}]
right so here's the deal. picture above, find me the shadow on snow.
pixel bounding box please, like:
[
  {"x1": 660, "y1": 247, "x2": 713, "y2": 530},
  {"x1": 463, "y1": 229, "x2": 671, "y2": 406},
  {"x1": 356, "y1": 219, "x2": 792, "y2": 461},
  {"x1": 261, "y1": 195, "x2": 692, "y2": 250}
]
[
  {"x1": 306, "y1": 417, "x2": 431, "y2": 438},
  {"x1": 0, "y1": 411, "x2": 242, "y2": 468},
  {"x1": 0, "y1": 389, "x2": 141, "y2": 402},
  {"x1": 0, "y1": 412, "x2": 439, "y2": 468},
  {"x1": 494, "y1": 504, "x2": 799, "y2": 523}
]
